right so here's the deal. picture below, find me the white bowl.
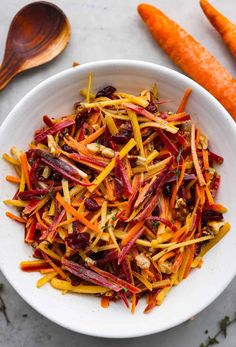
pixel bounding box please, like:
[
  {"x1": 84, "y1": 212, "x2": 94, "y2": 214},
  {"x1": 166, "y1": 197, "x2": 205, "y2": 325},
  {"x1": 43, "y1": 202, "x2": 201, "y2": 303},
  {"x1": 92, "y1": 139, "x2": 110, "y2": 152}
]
[{"x1": 0, "y1": 60, "x2": 236, "y2": 338}]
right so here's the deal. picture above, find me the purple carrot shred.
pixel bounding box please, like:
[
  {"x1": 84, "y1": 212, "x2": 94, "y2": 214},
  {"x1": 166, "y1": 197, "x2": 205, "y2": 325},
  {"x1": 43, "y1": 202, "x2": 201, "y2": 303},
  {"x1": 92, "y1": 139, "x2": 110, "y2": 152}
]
[
  {"x1": 35, "y1": 119, "x2": 75, "y2": 143},
  {"x1": 62, "y1": 258, "x2": 123, "y2": 292}
]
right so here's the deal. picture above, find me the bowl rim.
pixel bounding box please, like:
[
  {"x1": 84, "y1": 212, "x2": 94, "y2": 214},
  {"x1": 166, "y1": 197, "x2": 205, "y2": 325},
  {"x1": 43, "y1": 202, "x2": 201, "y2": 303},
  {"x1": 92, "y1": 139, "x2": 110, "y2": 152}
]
[{"x1": 0, "y1": 59, "x2": 236, "y2": 338}]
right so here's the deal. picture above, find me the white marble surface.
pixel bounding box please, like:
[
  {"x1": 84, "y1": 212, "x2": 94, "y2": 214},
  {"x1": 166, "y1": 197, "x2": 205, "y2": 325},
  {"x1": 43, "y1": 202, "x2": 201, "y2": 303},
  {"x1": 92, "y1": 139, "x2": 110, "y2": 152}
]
[{"x1": 0, "y1": 0, "x2": 236, "y2": 346}]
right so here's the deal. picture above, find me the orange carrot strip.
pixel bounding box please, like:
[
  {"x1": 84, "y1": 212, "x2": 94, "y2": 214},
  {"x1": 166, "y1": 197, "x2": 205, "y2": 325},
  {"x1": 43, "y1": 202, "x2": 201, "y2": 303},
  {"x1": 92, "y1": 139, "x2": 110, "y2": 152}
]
[
  {"x1": 138, "y1": 3, "x2": 236, "y2": 119},
  {"x1": 131, "y1": 294, "x2": 137, "y2": 314},
  {"x1": 191, "y1": 124, "x2": 206, "y2": 186},
  {"x1": 158, "y1": 251, "x2": 175, "y2": 264},
  {"x1": 202, "y1": 149, "x2": 210, "y2": 183},
  {"x1": 5, "y1": 175, "x2": 20, "y2": 183},
  {"x1": 170, "y1": 163, "x2": 186, "y2": 209},
  {"x1": 56, "y1": 193, "x2": 100, "y2": 233},
  {"x1": 121, "y1": 221, "x2": 144, "y2": 246},
  {"x1": 44, "y1": 254, "x2": 66, "y2": 279},
  {"x1": 205, "y1": 185, "x2": 214, "y2": 205},
  {"x1": 104, "y1": 178, "x2": 114, "y2": 201},
  {"x1": 177, "y1": 88, "x2": 192, "y2": 113},
  {"x1": 81, "y1": 126, "x2": 105, "y2": 144},
  {"x1": 5, "y1": 211, "x2": 26, "y2": 224},
  {"x1": 171, "y1": 252, "x2": 184, "y2": 273},
  {"x1": 36, "y1": 211, "x2": 49, "y2": 229},
  {"x1": 20, "y1": 153, "x2": 31, "y2": 190},
  {"x1": 101, "y1": 297, "x2": 110, "y2": 308},
  {"x1": 200, "y1": 0, "x2": 236, "y2": 59},
  {"x1": 171, "y1": 226, "x2": 187, "y2": 242},
  {"x1": 183, "y1": 245, "x2": 195, "y2": 279},
  {"x1": 210, "y1": 204, "x2": 227, "y2": 213}
]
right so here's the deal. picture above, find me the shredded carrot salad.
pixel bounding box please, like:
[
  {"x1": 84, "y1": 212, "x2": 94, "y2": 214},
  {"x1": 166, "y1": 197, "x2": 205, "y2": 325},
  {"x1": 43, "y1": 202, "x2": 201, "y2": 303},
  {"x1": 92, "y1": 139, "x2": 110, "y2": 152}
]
[{"x1": 3, "y1": 76, "x2": 230, "y2": 313}]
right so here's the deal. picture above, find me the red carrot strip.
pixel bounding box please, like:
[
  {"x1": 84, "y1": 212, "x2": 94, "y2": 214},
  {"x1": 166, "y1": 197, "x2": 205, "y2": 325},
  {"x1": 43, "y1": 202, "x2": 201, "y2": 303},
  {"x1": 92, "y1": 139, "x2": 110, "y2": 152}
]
[{"x1": 35, "y1": 119, "x2": 75, "y2": 143}]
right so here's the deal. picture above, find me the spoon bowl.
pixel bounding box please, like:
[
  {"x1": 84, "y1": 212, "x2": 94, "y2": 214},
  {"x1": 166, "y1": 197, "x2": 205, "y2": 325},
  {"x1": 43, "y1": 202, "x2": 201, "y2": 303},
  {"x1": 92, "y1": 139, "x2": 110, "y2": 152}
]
[{"x1": 0, "y1": 1, "x2": 70, "y2": 90}]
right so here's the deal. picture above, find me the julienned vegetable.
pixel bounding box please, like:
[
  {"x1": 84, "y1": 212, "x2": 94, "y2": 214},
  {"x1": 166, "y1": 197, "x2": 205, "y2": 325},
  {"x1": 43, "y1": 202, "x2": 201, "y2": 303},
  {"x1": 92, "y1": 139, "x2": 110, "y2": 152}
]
[{"x1": 3, "y1": 76, "x2": 229, "y2": 314}]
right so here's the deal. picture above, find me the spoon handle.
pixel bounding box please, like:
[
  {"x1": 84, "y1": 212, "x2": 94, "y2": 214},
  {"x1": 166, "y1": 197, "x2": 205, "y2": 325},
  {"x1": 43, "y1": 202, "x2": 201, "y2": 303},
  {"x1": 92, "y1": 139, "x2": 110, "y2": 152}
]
[{"x1": 0, "y1": 54, "x2": 23, "y2": 91}]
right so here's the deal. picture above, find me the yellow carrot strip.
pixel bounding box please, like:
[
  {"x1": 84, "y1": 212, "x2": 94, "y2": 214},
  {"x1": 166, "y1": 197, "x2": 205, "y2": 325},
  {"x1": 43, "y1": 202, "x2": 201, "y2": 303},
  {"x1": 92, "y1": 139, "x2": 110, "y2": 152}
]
[
  {"x1": 37, "y1": 271, "x2": 57, "y2": 288},
  {"x1": 34, "y1": 195, "x2": 50, "y2": 214},
  {"x1": 144, "y1": 157, "x2": 172, "y2": 179},
  {"x1": 152, "y1": 235, "x2": 213, "y2": 261},
  {"x1": 48, "y1": 200, "x2": 55, "y2": 216},
  {"x1": 132, "y1": 271, "x2": 152, "y2": 291},
  {"x1": 57, "y1": 217, "x2": 77, "y2": 228},
  {"x1": 19, "y1": 165, "x2": 26, "y2": 192},
  {"x1": 51, "y1": 278, "x2": 109, "y2": 294},
  {"x1": 107, "y1": 219, "x2": 120, "y2": 251},
  {"x1": 105, "y1": 113, "x2": 118, "y2": 135},
  {"x1": 152, "y1": 279, "x2": 171, "y2": 289},
  {"x1": 81, "y1": 97, "x2": 147, "y2": 108},
  {"x1": 45, "y1": 256, "x2": 67, "y2": 280},
  {"x1": 135, "y1": 239, "x2": 152, "y2": 247},
  {"x1": 156, "y1": 273, "x2": 178, "y2": 305},
  {"x1": 178, "y1": 248, "x2": 190, "y2": 282},
  {"x1": 115, "y1": 92, "x2": 149, "y2": 107},
  {"x1": 128, "y1": 110, "x2": 145, "y2": 157},
  {"x1": 20, "y1": 153, "x2": 31, "y2": 190},
  {"x1": 81, "y1": 126, "x2": 106, "y2": 145},
  {"x1": 145, "y1": 150, "x2": 159, "y2": 165},
  {"x1": 177, "y1": 88, "x2": 192, "y2": 113},
  {"x1": 5, "y1": 175, "x2": 20, "y2": 183},
  {"x1": 80, "y1": 87, "x2": 95, "y2": 100},
  {"x1": 56, "y1": 193, "x2": 100, "y2": 233},
  {"x1": 38, "y1": 244, "x2": 61, "y2": 262},
  {"x1": 86, "y1": 72, "x2": 92, "y2": 103},
  {"x1": 62, "y1": 179, "x2": 72, "y2": 233},
  {"x1": 88, "y1": 138, "x2": 136, "y2": 192},
  {"x1": 2, "y1": 153, "x2": 20, "y2": 166},
  {"x1": 199, "y1": 222, "x2": 230, "y2": 258},
  {"x1": 3, "y1": 199, "x2": 27, "y2": 207},
  {"x1": 139, "y1": 121, "x2": 178, "y2": 134},
  {"x1": 42, "y1": 166, "x2": 51, "y2": 179},
  {"x1": 205, "y1": 185, "x2": 214, "y2": 205},
  {"x1": 191, "y1": 124, "x2": 206, "y2": 186},
  {"x1": 121, "y1": 221, "x2": 144, "y2": 246},
  {"x1": 40, "y1": 268, "x2": 55, "y2": 274},
  {"x1": 96, "y1": 244, "x2": 117, "y2": 252},
  {"x1": 5, "y1": 211, "x2": 26, "y2": 224},
  {"x1": 91, "y1": 201, "x2": 107, "y2": 248},
  {"x1": 143, "y1": 132, "x2": 159, "y2": 145}
]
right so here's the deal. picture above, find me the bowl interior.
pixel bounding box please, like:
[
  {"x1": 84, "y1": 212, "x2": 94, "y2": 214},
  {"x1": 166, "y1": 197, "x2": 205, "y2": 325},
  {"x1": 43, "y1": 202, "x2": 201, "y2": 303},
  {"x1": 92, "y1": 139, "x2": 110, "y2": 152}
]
[{"x1": 0, "y1": 60, "x2": 236, "y2": 338}]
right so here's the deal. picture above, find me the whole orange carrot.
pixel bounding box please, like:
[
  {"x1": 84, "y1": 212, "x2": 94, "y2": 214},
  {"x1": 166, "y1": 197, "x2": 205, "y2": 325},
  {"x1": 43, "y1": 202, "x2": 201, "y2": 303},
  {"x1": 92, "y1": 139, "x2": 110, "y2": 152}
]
[
  {"x1": 138, "y1": 3, "x2": 236, "y2": 119},
  {"x1": 200, "y1": 0, "x2": 236, "y2": 59}
]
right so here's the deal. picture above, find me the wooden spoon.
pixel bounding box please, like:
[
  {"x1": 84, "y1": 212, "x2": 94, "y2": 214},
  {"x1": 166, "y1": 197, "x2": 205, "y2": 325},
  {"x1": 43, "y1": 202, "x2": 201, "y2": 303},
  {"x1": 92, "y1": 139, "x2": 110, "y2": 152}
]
[{"x1": 0, "y1": 1, "x2": 71, "y2": 90}]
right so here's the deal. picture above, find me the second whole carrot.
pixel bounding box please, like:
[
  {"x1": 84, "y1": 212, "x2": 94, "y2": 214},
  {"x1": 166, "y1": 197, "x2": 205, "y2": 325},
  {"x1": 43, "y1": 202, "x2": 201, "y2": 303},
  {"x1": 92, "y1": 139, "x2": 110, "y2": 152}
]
[
  {"x1": 138, "y1": 3, "x2": 236, "y2": 120},
  {"x1": 200, "y1": 0, "x2": 236, "y2": 59}
]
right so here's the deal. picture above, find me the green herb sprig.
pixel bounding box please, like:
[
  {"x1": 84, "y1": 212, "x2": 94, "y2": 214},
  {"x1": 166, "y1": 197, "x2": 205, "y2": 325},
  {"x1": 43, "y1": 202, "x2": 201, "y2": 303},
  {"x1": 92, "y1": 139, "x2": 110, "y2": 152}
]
[{"x1": 200, "y1": 314, "x2": 236, "y2": 347}]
